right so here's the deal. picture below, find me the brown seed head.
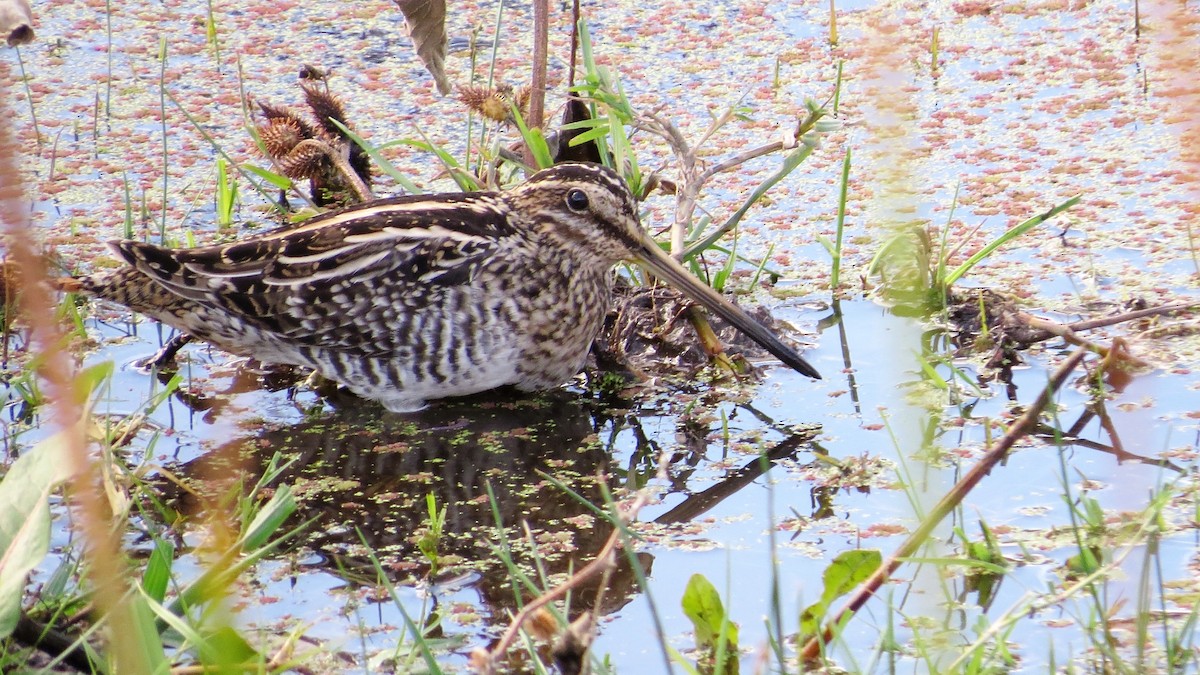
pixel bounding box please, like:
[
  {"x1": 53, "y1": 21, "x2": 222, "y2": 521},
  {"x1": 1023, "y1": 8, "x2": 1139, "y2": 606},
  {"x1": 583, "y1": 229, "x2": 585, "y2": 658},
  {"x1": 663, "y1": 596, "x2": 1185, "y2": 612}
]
[
  {"x1": 527, "y1": 607, "x2": 559, "y2": 641},
  {"x1": 276, "y1": 139, "x2": 330, "y2": 180},
  {"x1": 258, "y1": 116, "x2": 308, "y2": 159},
  {"x1": 302, "y1": 81, "x2": 349, "y2": 137},
  {"x1": 458, "y1": 83, "x2": 530, "y2": 124}
]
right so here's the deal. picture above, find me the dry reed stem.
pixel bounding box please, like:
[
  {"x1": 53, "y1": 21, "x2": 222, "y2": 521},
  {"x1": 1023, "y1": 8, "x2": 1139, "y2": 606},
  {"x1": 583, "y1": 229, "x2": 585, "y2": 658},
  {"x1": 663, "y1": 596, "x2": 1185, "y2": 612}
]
[
  {"x1": 0, "y1": 62, "x2": 151, "y2": 670},
  {"x1": 528, "y1": 0, "x2": 548, "y2": 133},
  {"x1": 1144, "y1": 1, "x2": 1200, "y2": 276},
  {"x1": 1065, "y1": 301, "x2": 1196, "y2": 332}
]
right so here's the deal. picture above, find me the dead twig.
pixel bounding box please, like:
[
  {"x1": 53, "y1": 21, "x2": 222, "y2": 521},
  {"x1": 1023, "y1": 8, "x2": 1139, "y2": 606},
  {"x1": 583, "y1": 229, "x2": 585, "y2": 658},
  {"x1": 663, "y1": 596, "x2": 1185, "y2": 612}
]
[
  {"x1": 1065, "y1": 301, "x2": 1195, "y2": 332},
  {"x1": 524, "y1": 0, "x2": 548, "y2": 168},
  {"x1": 1016, "y1": 311, "x2": 1151, "y2": 367},
  {"x1": 629, "y1": 102, "x2": 826, "y2": 375},
  {"x1": 469, "y1": 514, "x2": 618, "y2": 673},
  {"x1": 1133, "y1": 318, "x2": 1200, "y2": 341}
]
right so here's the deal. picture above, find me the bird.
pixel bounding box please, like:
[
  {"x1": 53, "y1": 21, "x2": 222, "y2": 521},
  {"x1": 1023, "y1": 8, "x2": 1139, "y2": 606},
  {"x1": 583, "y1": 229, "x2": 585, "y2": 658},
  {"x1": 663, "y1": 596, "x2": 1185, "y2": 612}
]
[{"x1": 61, "y1": 162, "x2": 820, "y2": 412}]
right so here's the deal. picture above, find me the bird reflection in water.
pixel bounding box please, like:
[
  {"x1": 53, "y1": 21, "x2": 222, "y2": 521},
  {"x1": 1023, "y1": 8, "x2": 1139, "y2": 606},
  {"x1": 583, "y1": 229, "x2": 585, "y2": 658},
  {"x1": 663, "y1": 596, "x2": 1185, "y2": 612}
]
[{"x1": 158, "y1": 389, "x2": 819, "y2": 648}]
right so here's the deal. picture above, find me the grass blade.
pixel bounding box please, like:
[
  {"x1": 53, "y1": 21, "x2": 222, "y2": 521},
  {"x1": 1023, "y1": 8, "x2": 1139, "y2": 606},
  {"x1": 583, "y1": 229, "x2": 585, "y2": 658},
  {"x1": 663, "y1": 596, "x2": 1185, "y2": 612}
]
[{"x1": 942, "y1": 195, "x2": 1081, "y2": 288}]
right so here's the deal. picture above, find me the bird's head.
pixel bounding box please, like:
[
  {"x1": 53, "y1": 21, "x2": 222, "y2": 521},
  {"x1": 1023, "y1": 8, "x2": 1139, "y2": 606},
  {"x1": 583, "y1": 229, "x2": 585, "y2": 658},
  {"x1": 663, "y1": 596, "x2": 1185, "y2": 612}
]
[
  {"x1": 508, "y1": 162, "x2": 822, "y2": 380},
  {"x1": 507, "y1": 162, "x2": 644, "y2": 265}
]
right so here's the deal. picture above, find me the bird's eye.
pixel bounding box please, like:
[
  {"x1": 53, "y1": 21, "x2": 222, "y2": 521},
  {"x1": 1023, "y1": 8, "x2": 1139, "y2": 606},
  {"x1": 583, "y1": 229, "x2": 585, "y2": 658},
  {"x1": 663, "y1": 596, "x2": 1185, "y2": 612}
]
[{"x1": 565, "y1": 189, "x2": 590, "y2": 213}]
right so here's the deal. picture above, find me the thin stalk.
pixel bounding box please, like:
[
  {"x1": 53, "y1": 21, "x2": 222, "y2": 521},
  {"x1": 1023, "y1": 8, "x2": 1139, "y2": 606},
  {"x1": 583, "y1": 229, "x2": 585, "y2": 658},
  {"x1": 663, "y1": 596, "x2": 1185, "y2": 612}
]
[
  {"x1": 568, "y1": 0, "x2": 581, "y2": 86},
  {"x1": 48, "y1": 128, "x2": 64, "y2": 184},
  {"x1": 14, "y1": 47, "x2": 41, "y2": 150},
  {"x1": 942, "y1": 194, "x2": 1081, "y2": 288},
  {"x1": 830, "y1": 148, "x2": 850, "y2": 291},
  {"x1": 92, "y1": 92, "x2": 100, "y2": 147},
  {"x1": 529, "y1": 0, "x2": 548, "y2": 132},
  {"x1": 464, "y1": 27, "x2": 478, "y2": 170},
  {"x1": 933, "y1": 183, "x2": 960, "y2": 295},
  {"x1": 762, "y1": 451, "x2": 787, "y2": 670},
  {"x1": 487, "y1": 0, "x2": 504, "y2": 87},
  {"x1": 931, "y1": 26, "x2": 939, "y2": 77},
  {"x1": 828, "y1": 0, "x2": 838, "y2": 46},
  {"x1": 105, "y1": 0, "x2": 113, "y2": 116},
  {"x1": 1188, "y1": 220, "x2": 1199, "y2": 277},
  {"x1": 833, "y1": 60, "x2": 844, "y2": 115},
  {"x1": 682, "y1": 143, "x2": 817, "y2": 261},
  {"x1": 158, "y1": 37, "x2": 169, "y2": 240},
  {"x1": 205, "y1": 0, "x2": 221, "y2": 63}
]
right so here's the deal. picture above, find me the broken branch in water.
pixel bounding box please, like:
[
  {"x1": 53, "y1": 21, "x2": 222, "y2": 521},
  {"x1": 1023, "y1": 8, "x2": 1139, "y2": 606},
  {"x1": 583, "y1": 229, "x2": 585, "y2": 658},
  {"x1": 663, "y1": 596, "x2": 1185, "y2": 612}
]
[{"x1": 797, "y1": 348, "x2": 1090, "y2": 663}]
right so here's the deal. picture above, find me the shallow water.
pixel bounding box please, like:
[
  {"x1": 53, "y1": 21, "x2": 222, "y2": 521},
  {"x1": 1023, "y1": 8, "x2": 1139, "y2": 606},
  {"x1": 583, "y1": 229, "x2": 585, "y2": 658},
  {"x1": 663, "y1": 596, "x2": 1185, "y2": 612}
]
[
  {"x1": 11, "y1": 294, "x2": 1198, "y2": 672},
  {"x1": 4, "y1": 0, "x2": 1200, "y2": 672}
]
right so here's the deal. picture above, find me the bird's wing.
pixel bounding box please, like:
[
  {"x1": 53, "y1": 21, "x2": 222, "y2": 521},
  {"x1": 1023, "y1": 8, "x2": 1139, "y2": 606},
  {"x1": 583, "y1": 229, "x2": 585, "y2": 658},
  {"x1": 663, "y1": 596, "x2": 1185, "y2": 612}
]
[{"x1": 111, "y1": 195, "x2": 515, "y2": 352}]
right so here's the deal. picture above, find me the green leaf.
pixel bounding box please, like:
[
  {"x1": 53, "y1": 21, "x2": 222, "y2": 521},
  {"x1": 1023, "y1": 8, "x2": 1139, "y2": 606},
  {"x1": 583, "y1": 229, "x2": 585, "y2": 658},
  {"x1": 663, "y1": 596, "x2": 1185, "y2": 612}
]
[
  {"x1": 815, "y1": 234, "x2": 836, "y2": 255},
  {"x1": 241, "y1": 164, "x2": 293, "y2": 191},
  {"x1": 820, "y1": 549, "x2": 881, "y2": 603},
  {"x1": 568, "y1": 123, "x2": 616, "y2": 148},
  {"x1": 798, "y1": 598, "x2": 826, "y2": 640},
  {"x1": 143, "y1": 586, "x2": 206, "y2": 646},
  {"x1": 241, "y1": 484, "x2": 296, "y2": 551},
  {"x1": 142, "y1": 539, "x2": 175, "y2": 604},
  {"x1": 559, "y1": 116, "x2": 609, "y2": 132},
  {"x1": 200, "y1": 624, "x2": 259, "y2": 668},
  {"x1": 126, "y1": 592, "x2": 171, "y2": 674},
  {"x1": 799, "y1": 549, "x2": 881, "y2": 639},
  {"x1": 330, "y1": 118, "x2": 423, "y2": 194},
  {"x1": 942, "y1": 195, "x2": 1080, "y2": 288},
  {"x1": 396, "y1": 137, "x2": 480, "y2": 192},
  {"x1": 0, "y1": 500, "x2": 49, "y2": 640},
  {"x1": 416, "y1": 493, "x2": 445, "y2": 571},
  {"x1": 73, "y1": 361, "x2": 115, "y2": 406},
  {"x1": 0, "y1": 429, "x2": 75, "y2": 638},
  {"x1": 665, "y1": 644, "x2": 705, "y2": 675},
  {"x1": 510, "y1": 104, "x2": 554, "y2": 170},
  {"x1": 681, "y1": 144, "x2": 815, "y2": 261},
  {"x1": 681, "y1": 573, "x2": 738, "y2": 652}
]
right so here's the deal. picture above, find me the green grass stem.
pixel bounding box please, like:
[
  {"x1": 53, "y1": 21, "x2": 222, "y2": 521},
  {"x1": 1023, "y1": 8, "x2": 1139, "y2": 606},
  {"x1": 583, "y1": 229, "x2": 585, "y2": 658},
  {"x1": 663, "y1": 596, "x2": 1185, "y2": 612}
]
[{"x1": 941, "y1": 194, "x2": 1081, "y2": 288}]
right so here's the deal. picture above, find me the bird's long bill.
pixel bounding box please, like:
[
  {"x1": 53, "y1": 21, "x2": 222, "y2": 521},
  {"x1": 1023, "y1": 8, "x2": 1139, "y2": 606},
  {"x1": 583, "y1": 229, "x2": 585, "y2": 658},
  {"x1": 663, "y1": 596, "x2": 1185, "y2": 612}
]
[{"x1": 633, "y1": 235, "x2": 822, "y2": 379}]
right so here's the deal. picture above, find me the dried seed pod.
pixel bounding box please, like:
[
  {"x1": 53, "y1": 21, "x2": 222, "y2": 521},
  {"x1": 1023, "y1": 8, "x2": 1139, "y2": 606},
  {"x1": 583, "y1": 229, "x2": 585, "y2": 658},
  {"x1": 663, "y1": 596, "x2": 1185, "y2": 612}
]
[
  {"x1": 459, "y1": 84, "x2": 508, "y2": 123},
  {"x1": 258, "y1": 116, "x2": 308, "y2": 159},
  {"x1": 276, "y1": 139, "x2": 331, "y2": 181},
  {"x1": 527, "y1": 607, "x2": 559, "y2": 642},
  {"x1": 301, "y1": 81, "x2": 350, "y2": 137},
  {"x1": 458, "y1": 83, "x2": 529, "y2": 124}
]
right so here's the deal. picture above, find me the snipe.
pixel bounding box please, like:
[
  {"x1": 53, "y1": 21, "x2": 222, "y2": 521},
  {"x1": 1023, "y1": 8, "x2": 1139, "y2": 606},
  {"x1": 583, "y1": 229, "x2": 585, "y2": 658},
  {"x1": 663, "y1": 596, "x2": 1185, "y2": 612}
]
[{"x1": 64, "y1": 163, "x2": 819, "y2": 412}]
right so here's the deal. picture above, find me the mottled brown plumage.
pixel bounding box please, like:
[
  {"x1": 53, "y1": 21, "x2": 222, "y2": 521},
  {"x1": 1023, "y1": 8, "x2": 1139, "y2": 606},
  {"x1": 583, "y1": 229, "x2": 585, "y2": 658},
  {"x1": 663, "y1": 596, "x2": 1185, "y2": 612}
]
[{"x1": 70, "y1": 163, "x2": 819, "y2": 412}]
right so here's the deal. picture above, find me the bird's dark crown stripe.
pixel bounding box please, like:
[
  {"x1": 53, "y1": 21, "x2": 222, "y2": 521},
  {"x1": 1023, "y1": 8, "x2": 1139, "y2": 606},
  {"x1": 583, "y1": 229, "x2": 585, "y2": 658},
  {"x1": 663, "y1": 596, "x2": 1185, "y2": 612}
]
[{"x1": 528, "y1": 163, "x2": 630, "y2": 192}]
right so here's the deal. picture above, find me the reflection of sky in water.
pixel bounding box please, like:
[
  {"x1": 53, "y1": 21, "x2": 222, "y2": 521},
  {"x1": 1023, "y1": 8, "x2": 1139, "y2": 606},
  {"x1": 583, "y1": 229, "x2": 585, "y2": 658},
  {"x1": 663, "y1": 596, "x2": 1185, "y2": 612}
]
[{"x1": 18, "y1": 293, "x2": 1194, "y2": 672}]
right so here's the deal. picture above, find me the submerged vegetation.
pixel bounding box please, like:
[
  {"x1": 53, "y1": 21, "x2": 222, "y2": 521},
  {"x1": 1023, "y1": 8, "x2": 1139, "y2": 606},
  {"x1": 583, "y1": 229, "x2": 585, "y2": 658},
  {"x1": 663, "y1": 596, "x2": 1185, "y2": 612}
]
[{"x1": 1, "y1": 0, "x2": 1200, "y2": 673}]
